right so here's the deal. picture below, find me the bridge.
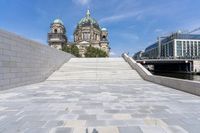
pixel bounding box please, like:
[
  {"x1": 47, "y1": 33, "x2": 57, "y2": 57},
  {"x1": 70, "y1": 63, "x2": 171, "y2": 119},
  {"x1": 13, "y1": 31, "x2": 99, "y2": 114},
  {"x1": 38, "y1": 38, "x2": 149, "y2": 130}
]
[
  {"x1": 136, "y1": 59, "x2": 200, "y2": 73},
  {"x1": 1, "y1": 29, "x2": 200, "y2": 133}
]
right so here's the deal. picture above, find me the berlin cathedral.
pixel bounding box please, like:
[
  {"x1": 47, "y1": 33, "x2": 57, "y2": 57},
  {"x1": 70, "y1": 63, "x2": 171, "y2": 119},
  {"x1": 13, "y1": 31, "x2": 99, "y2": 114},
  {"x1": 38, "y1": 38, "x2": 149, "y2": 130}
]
[{"x1": 48, "y1": 10, "x2": 110, "y2": 57}]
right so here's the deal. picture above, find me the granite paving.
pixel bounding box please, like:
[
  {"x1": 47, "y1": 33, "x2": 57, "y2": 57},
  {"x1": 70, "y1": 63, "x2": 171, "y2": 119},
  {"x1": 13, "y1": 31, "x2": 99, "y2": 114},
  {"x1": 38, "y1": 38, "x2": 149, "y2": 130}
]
[{"x1": 0, "y1": 58, "x2": 200, "y2": 133}]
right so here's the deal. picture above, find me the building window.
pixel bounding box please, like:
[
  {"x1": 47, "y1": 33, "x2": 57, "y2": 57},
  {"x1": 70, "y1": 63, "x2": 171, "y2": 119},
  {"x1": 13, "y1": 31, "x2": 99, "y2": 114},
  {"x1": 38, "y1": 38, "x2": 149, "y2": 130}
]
[
  {"x1": 183, "y1": 41, "x2": 186, "y2": 56},
  {"x1": 54, "y1": 29, "x2": 57, "y2": 33},
  {"x1": 194, "y1": 41, "x2": 198, "y2": 56},
  {"x1": 83, "y1": 32, "x2": 90, "y2": 41},
  {"x1": 169, "y1": 42, "x2": 173, "y2": 57},
  {"x1": 198, "y1": 41, "x2": 200, "y2": 56},
  {"x1": 187, "y1": 41, "x2": 190, "y2": 57},
  {"x1": 94, "y1": 34, "x2": 97, "y2": 40},
  {"x1": 161, "y1": 45, "x2": 164, "y2": 57},
  {"x1": 191, "y1": 41, "x2": 194, "y2": 56},
  {"x1": 95, "y1": 34, "x2": 99, "y2": 41},
  {"x1": 177, "y1": 41, "x2": 182, "y2": 57}
]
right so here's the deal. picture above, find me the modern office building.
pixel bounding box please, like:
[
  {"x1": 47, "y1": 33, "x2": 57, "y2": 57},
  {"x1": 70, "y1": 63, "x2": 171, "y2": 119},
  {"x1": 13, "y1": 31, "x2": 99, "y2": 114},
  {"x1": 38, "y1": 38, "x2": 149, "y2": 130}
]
[{"x1": 137, "y1": 32, "x2": 200, "y2": 59}]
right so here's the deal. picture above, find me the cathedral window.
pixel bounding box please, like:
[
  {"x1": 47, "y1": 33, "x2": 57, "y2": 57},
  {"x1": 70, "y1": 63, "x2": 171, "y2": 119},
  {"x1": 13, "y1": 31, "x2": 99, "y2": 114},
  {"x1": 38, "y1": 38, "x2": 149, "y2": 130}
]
[
  {"x1": 102, "y1": 35, "x2": 106, "y2": 41},
  {"x1": 83, "y1": 32, "x2": 90, "y2": 41},
  {"x1": 94, "y1": 34, "x2": 98, "y2": 40},
  {"x1": 54, "y1": 29, "x2": 57, "y2": 33},
  {"x1": 96, "y1": 34, "x2": 100, "y2": 41}
]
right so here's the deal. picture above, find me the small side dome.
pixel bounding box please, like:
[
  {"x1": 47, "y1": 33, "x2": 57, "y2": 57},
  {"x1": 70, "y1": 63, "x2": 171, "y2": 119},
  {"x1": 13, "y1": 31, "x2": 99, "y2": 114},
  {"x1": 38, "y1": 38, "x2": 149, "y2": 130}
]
[
  {"x1": 53, "y1": 19, "x2": 64, "y2": 25},
  {"x1": 101, "y1": 28, "x2": 107, "y2": 31}
]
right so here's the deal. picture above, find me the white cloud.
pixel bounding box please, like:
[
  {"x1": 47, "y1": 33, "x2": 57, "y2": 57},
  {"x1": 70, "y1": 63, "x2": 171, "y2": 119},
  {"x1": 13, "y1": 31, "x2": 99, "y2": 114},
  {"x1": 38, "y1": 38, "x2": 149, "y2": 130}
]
[
  {"x1": 99, "y1": 11, "x2": 142, "y2": 23},
  {"x1": 109, "y1": 51, "x2": 117, "y2": 57},
  {"x1": 155, "y1": 29, "x2": 163, "y2": 33},
  {"x1": 119, "y1": 32, "x2": 140, "y2": 41},
  {"x1": 72, "y1": 0, "x2": 91, "y2": 6}
]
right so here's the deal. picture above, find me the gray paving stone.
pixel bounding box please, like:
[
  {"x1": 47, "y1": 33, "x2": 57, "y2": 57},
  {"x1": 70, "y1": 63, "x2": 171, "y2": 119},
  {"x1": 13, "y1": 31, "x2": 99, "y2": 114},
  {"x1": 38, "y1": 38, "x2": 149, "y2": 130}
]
[
  {"x1": 0, "y1": 58, "x2": 200, "y2": 133},
  {"x1": 44, "y1": 120, "x2": 64, "y2": 128},
  {"x1": 78, "y1": 114, "x2": 96, "y2": 120},
  {"x1": 141, "y1": 126, "x2": 166, "y2": 133},
  {"x1": 107, "y1": 120, "x2": 127, "y2": 126},
  {"x1": 24, "y1": 128, "x2": 50, "y2": 133},
  {"x1": 86, "y1": 120, "x2": 107, "y2": 127},
  {"x1": 58, "y1": 114, "x2": 78, "y2": 120},
  {"x1": 118, "y1": 126, "x2": 143, "y2": 133},
  {"x1": 51, "y1": 127, "x2": 72, "y2": 133},
  {"x1": 167, "y1": 126, "x2": 188, "y2": 133}
]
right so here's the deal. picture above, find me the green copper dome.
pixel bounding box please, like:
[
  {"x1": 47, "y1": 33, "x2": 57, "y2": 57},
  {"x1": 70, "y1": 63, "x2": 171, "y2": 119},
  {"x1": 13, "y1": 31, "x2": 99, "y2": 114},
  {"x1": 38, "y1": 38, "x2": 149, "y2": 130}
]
[
  {"x1": 78, "y1": 10, "x2": 100, "y2": 29},
  {"x1": 53, "y1": 19, "x2": 64, "y2": 25}
]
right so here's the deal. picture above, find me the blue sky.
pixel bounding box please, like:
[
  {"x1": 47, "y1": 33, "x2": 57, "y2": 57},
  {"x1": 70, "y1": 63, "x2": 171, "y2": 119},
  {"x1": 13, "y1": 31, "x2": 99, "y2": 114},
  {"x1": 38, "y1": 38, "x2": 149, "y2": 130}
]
[{"x1": 0, "y1": 0, "x2": 200, "y2": 56}]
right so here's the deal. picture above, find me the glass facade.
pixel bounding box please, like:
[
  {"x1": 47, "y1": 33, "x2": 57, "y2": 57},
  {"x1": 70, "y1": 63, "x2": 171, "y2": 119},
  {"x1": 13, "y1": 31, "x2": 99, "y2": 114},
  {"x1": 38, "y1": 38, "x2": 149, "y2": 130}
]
[
  {"x1": 160, "y1": 41, "x2": 174, "y2": 58},
  {"x1": 199, "y1": 42, "x2": 200, "y2": 56},
  {"x1": 174, "y1": 40, "x2": 200, "y2": 58},
  {"x1": 141, "y1": 33, "x2": 200, "y2": 59},
  {"x1": 183, "y1": 41, "x2": 186, "y2": 56},
  {"x1": 177, "y1": 41, "x2": 182, "y2": 57}
]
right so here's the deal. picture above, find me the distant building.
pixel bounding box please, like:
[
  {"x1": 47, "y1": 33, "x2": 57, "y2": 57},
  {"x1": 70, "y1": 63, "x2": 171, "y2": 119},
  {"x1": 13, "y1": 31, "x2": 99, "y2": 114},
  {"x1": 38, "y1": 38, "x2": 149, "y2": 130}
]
[
  {"x1": 74, "y1": 10, "x2": 110, "y2": 57},
  {"x1": 48, "y1": 19, "x2": 68, "y2": 50},
  {"x1": 136, "y1": 32, "x2": 200, "y2": 59},
  {"x1": 133, "y1": 51, "x2": 144, "y2": 60},
  {"x1": 143, "y1": 42, "x2": 159, "y2": 59},
  {"x1": 48, "y1": 10, "x2": 110, "y2": 57}
]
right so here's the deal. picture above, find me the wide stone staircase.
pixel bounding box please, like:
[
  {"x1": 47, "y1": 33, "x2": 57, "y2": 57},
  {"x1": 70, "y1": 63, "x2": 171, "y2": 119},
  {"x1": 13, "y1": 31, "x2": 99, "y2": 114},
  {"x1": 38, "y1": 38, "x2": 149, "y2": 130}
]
[{"x1": 47, "y1": 58, "x2": 142, "y2": 82}]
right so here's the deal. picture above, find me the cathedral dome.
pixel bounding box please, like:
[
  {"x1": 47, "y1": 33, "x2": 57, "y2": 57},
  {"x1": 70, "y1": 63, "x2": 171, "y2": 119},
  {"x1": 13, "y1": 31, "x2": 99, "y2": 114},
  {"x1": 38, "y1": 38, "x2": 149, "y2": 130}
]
[
  {"x1": 53, "y1": 19, "x2": 64, "y2": 25},
  {"x1": 78, "y1": 10, "x2": 100, "y2": 29}
]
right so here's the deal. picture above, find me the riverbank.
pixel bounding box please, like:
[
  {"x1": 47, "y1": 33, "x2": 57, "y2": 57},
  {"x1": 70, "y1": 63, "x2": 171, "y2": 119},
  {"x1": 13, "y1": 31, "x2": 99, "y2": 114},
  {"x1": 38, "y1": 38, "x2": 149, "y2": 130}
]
[{"x1": 152, "y1": 71, "x2": 200, "y2": 82}]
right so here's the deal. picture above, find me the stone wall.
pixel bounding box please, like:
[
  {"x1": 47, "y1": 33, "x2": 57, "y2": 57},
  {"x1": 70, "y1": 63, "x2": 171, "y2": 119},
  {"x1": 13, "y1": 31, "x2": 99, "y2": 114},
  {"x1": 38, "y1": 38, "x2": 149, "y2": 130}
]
[
  {"x1": 122, "y1": 53, "x2": 200, "y2": 96},
  {"x1": 0, "y1": 29, "x2": 73, "y2": 90},
  {"x1": 193, "y1": 60, "x2": 200, "y2": 73}
]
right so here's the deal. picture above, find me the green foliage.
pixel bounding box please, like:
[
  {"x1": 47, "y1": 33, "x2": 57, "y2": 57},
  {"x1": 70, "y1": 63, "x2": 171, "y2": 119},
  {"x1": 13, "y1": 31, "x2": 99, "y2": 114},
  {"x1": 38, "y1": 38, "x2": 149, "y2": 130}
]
[
  {"x1": 85, "y1": 45, "x2": 108, "y2": 57},
  {"x1": 62, "y1": 44, "x2": 80, "y2": 57}
]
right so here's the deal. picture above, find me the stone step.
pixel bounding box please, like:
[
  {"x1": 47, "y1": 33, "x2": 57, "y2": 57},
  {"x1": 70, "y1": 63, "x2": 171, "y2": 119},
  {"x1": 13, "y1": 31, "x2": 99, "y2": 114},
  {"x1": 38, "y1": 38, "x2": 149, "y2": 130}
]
[
  {"x1": 47, "y1": 58, "x2": 141, "y2": 81},
  {"x1": 68, "y1": 58, "x2": 125, "y2": 62}
]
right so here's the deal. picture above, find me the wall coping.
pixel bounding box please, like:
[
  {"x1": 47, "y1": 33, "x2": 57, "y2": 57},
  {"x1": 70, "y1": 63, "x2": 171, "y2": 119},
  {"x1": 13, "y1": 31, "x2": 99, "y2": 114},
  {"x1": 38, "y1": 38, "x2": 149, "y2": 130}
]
[{"x1": 122, "y1": 53, "x2": 200, "y2": 96}]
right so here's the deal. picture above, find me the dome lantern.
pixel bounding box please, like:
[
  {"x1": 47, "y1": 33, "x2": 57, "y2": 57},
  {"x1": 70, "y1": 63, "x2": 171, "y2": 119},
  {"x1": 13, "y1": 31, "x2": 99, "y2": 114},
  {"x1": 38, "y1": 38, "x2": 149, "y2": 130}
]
[{"x1": 86, "y1": 9, "x2": 90, "y2": 18}]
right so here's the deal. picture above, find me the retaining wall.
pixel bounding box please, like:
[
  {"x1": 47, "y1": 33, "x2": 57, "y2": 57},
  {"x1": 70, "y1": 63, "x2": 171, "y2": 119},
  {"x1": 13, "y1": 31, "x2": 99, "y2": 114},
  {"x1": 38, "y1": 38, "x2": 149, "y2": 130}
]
[
  {"x1": 0, "y1": 29, "x2": 73, "y2": 90},
  {"x1": 122, "y1": 53, "x2": 200, "y2": 96}
]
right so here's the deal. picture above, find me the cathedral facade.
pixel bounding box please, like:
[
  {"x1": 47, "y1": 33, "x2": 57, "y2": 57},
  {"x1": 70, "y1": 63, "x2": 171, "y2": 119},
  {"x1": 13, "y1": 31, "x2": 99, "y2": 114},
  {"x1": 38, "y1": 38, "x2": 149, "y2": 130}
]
[
  {"x1": 48, "y1": 10, "x2": 110, "y2": 57},
  {"x1": 74, "y1": 10, "x2": 110, "y2": 57}
]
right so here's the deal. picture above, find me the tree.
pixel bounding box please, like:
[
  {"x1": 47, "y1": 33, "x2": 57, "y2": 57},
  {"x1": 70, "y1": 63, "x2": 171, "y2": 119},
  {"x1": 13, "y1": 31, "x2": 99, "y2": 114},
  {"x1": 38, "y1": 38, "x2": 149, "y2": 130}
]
[
  {"x1": 85, "y1": 45, "x2": 108, "y2": 57},
  {"x1": 71, "y1": 45, "x2": 80, "y2": 57},
  {"x1": 62, "y1": 44, "x2": 80, "y2": 57}
]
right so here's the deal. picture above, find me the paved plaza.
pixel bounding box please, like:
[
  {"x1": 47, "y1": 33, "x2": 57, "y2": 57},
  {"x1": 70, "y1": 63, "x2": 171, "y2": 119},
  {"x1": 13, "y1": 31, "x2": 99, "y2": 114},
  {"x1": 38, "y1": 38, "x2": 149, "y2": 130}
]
[{"x1": 0, "y1": 58, "x2": 200, "y2": 133}]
